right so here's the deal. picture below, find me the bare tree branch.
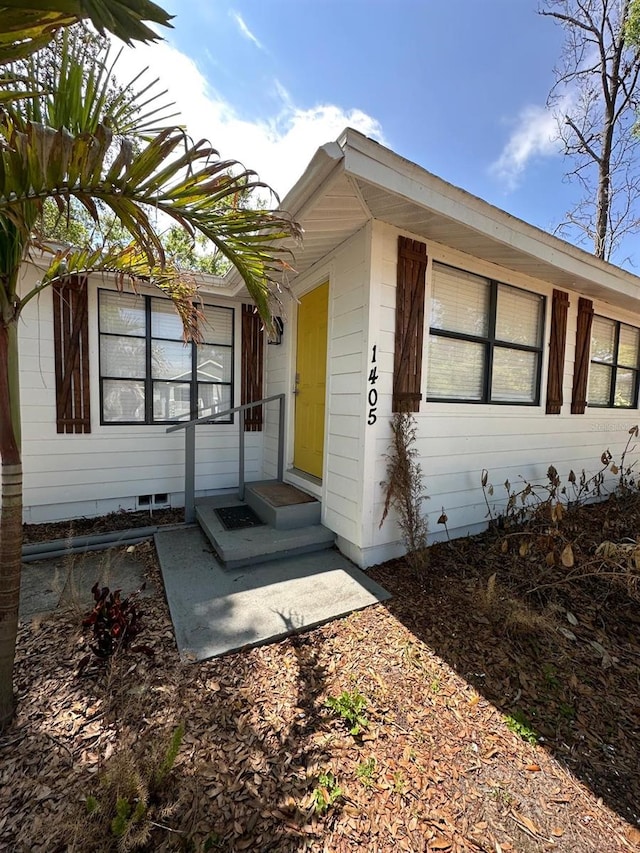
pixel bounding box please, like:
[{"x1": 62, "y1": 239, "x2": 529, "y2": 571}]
[
  {"x1": 542, "y1": 0, "x2": 640, "y2": 260},
  {"x1": 565, "y1": 115, "x2": 603, "y2": 162}
]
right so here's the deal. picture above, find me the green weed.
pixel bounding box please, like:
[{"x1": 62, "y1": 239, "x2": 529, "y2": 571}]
[
  {"x1": 542, "y1": 663, "x2": 560, "y2": 689},
  {"x1": 325, "y1": 690, "x2": 368, "y2": 735},
  {"x1": 356, "y1": 757, "x2": 376, "y2": 786},
  {"x1": 505, "y1": 710, "x2": 539, "y2": 745},
  {"x1": 392, "y1": 770, "x2": 406, "y2": 794},
  {"x1": 312, "y1": 772, "x2": 342, "y2": 815},
  {"x1": 489, "y1": 784, "x2": 513, "y2": 806}
]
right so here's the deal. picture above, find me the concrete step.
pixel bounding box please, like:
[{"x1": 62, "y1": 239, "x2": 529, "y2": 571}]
[
  {"x1": 244, "y1": 481, "x2": 321, "y2": 530},
  {"x1": 195, "y1": 500, "x2": 334, "y2": 570}
]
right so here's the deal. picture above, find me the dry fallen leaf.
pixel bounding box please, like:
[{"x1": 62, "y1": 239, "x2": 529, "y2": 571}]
[
  {"x1": 511, "y1": 811, "x2": 540, "y2": 837},
  {"x1": 561, "y1": 543, "x2": 574, "y2": 568},
  {"x1": 10, "y1": 503, "x2": 640, "y2": 853},
  {"x1": 625, "y1": 826, "x2": 640, "y2": 845},
  {"x1": 428, "y1": 837, "x2": 452, "y2": 850},
  {"x1": 558, "y1": 627, "x2": 577, "y2": 641}
]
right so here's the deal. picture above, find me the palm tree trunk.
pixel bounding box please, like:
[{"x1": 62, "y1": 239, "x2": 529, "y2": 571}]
[{"x1": 0, "y1": 320, "x2": 22, "y2": 729}]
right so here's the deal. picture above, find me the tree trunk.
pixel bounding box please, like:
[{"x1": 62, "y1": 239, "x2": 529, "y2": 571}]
[
  {"x1": 594, "y1": 5, "x2": 626, "y2": 261},
  {"x1": 595, "y1": 145, "x2": 612, "y2": 260},
  {"x1": 0, "y1": 320, "x2": 22, "y2": 729}
]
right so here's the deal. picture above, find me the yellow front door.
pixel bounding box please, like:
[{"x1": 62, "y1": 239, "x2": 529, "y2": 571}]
[{"x1": 294, "y1": 282, "x2": 328, "y2": 478}]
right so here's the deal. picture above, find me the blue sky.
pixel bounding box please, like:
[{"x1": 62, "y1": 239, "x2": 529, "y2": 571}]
[{"x1": 117, "y1": 1, "x2": 603, "y2": 259}]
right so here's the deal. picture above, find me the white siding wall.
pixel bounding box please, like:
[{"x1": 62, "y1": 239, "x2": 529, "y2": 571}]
[
  {"x1": 262, "y1": 318, "x2": 289, "y2": 481},
  {"x1": 357, "y1": 221, "x2": 640, "y2": 566},
  {"x1": 263, "y1": 226, "x2": 372, "y2": 550},
  {"x1": 324, "y1": 225, "x2": 371, "y2": 546},
  {"x1": 17, "y1": 265, "x2": 263, "y2": 522}
]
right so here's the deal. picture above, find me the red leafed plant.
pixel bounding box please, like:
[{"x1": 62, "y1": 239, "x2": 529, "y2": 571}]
[{"x1": 79, "y1": 582, "x2": 150, "y2": 673}]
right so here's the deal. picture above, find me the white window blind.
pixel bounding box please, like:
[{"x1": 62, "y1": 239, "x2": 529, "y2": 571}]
[
  {"x1": 430, "y1": 266, "x2": 489, "y2": 337},
  {"x1": 496, "y1": 285, "x2": 543, "y2": 347},
  {"x1": 99, "y1": 291, "x2": 145, "y2": 336},
  {"x1": 590, "y1": 316, "x2": 615, "y2": 363},
  {"x1": 492, "y1": 347, "x2": 538, "y2": 403},
  {"x1": 588, "y1": 363, "x2": 611, "y2": 406},
  {"x1": 427, "y1": 264, "x2": 543, "y2": 405},
  {"x1": 99, "y1": 290, "x2": 234, "y2": 424},
  {"x1": 427, "y1": 337, "x2": 484, "y2": 400},
  {"x1": 588, "y1": 315, "x2": 640, "y2": 408},
  {"x1": 619, "y1": 324, "x2": 640, "y2": 368}
]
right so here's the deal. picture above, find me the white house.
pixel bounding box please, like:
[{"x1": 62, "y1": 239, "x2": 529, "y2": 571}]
[{"x1": 16, "y1": 128, "x2": 640, "y2": 567}]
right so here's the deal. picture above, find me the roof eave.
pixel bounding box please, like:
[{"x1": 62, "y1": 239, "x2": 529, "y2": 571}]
[{"x1": 225, "y1": 142, "x2": 345, "y2": 296}]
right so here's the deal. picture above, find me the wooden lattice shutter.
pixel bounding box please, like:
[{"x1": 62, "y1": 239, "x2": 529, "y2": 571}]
[
  {"x1": 53, "y1": 276, "x2": 91, "y2": 433},
  {"x1": 393, "y1": 236, "x2": 427, "y2": 412},
  {"x1": 571, "y1": 297, "x2": 594, "y2": 415},
  {"x1": 241, "y1": 304, "x2": 264, "y2": 431},
  {"x1": 546, "y1": 289, "x2": 570, "y2": 414}
]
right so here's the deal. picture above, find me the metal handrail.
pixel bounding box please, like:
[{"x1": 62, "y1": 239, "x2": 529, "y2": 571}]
[
  {"x1": 166, "y1": 393, "x2": 286, "y2": 522},
  {"x1": 165, "y1": 393, "x2": 286, "y2": 432}
]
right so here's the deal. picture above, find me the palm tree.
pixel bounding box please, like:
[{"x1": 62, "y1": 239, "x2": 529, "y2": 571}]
[
  {"x1": 0, "y1": 30, "x2": 300, "y2": 728},
  {"x1": 0, "y1": 0, "x2": 173, "y2": 65}
]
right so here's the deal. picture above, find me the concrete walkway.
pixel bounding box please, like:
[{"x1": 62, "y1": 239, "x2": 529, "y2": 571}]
[
  {"x1": 154, "y1": 526, "x2": 391, "y2": 662},
  {"x1": 19, "y1": 548, "x2": 151, "y2": 621}
]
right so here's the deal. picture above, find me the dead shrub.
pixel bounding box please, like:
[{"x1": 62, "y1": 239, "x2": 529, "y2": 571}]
[
  {"x1": 478, "y1": 572, "x2": 555, "y2": 640},
  {"x1": 380, "y1": 411, "x2": 429, "y2": 573}
]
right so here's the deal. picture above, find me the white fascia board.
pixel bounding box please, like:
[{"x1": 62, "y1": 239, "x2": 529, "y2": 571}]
[
  {"x1": 340, "y1": 130, "x2": 640, "y2": 308},
  {"x1": 281, "y1": 141, "x2": 345, "y2": 218}
]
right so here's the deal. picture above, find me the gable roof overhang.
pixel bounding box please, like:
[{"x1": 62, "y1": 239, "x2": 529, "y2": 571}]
[{"x1": 234, "y1": 128, "x2": 640, "y2": 315}]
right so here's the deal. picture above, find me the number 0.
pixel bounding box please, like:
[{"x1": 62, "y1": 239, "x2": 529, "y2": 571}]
[{"x1": 368, "y1": 388, "x2": 378, "y2": 407}]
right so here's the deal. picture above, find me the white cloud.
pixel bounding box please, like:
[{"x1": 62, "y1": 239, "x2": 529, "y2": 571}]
[
  {"x1": 231, "y1": 11, "x2": 263, "y2": 50},
  {"x1": 490, "y1": 104, "x2": 560, "y2": 190},
  {"x1": 112, "y1": 39, "x2": 385, "y2": 198}
]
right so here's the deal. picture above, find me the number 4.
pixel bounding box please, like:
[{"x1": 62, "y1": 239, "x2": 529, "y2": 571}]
[{"x1": 368, "y1": 366, "x2": 378, "y2": 383}]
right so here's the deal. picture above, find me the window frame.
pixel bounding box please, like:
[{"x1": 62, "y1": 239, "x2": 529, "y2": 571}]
[
  {"x1": 588, "y1": 315, "x2": 640, "y2": 409},
  {"x1": 426, "y1": 263, "x2": 545, "y2": 406},
  {"x1": 98, "y1": 290, "x2": 234, "y2": 426}
]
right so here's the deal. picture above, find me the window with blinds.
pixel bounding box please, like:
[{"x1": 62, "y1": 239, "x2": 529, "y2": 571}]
[
  {"x1": 588, "y1": 315, "x2": 640, "y2": 408},
  {"x1": 427, "y1": 264, "x2": 544, "y2": 404},
  {"x1": 99, "y1": 290, "x2": 234, "y2": 424}
]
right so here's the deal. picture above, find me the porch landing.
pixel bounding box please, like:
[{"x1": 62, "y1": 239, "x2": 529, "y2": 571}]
[{"x1": 154, "y1": 526, "x2": 390, "y2": 662}]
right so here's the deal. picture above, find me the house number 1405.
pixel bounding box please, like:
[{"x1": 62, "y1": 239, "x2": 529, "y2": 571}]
[{"x1": 367, "y1": 345, "x2": 378, "y2": 425}]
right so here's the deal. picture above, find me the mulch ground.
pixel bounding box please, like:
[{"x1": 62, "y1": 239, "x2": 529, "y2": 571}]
[
  {"x1": 22, "y1": 508, "x2": 185, "y2": 544},
  {"x1": 3, "y1": 494, "x2": 640, "y2": 851}
]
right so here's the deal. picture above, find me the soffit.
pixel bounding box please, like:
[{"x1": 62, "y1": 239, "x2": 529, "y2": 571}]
[
  {"x1": 235, "y1": 129, "x2": 640, "y2": 314},
  {"x1": 231, "y1": 170, "x2": 368, "y2": 299},
  {"x1": 342, "y1": 133, "x2": 640, "y2": 314},
  {"x1": 291, "y1": 171, "x2": 369, "y2": 274}
]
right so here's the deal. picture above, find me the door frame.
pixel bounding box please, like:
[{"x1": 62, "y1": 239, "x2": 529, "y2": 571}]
[{"x1": 286, "y1": 274, "x2": 332, "y2": 494}]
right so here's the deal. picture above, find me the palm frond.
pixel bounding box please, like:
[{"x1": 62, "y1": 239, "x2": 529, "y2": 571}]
[
  {"x1": 2, "y1": 28, "x2": 177, "y2": 138},
  {"x1": 0, "y1": 1, "x2": 173, "y2": 66},
  {"x1": 0, "y1": 114, "x2": 301, "y2": 324},
  {"x1": 28, "y1": 239, "x2": 202, "y2": 340}
]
